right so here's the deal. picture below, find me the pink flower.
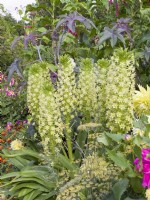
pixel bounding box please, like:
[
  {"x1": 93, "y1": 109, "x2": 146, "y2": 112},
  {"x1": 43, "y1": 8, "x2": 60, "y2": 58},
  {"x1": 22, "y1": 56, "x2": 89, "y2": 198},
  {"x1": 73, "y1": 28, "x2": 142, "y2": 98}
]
[
  {"x1": 109, "y1": 0, "x2": 114, "y2": 4},
  {"x1": 142, "y1": 148, "x2": 150, "y2": 188},
  {"x1": 6, "y1": 90, "x2": 15, "y2": 96},
  {"x1": 23, "y1": 120, "x2": 28, "y2": 125},
  {"x1": 9, "y1": 78, "x2": 15, "y2": 86},
  {"x1": 6, "y1": 122, "x2": 13, "y2": 131}
]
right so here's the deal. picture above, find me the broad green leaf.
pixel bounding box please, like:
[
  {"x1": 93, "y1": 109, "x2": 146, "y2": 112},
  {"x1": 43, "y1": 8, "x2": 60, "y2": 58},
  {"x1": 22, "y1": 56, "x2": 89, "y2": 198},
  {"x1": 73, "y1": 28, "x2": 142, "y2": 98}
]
[
  {"x1": 97, "y1": 134, "x2": 110, "y2": 146},
  {"x1": 38, "y1": 27, "x2": 47, "y2": 33},
  {"x1": 133, "y1": 135, "x2": 142, "y2": 146},
  {"x1": 130, "y1": 177, "x2": 144, "y2": 194},
  {"x1": 112, "y1": 179, "x2": 129, "y2": 200},
  {"x1": 106, "y1": 132, "x2": 124, "y2": 142},
  {"x1": 107, "y1": 150, "x2": 131, "y2": 170}
]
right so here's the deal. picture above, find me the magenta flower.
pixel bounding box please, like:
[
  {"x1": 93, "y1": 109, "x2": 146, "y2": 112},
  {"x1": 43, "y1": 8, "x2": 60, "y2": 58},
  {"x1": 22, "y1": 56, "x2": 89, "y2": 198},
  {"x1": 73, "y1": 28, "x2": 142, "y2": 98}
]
[
  {"x1": 142, "y1": 148, "x2": 150, "y2": 188},
  {"x1": 9, "y1": 78, "x2": 15, "y2": 86}
]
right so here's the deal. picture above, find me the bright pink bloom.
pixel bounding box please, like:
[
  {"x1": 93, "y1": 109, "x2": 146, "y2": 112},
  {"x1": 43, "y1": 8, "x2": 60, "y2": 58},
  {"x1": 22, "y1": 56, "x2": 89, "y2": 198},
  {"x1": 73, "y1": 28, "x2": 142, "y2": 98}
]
[
  {"x1": 9, "y1": 78, "x2": 15, "y2": 86},
  {"x1": 6, "y1": 90, "x2": 15, "y2": 96},
  {"x1": 142, "y1": 148, "x2": 150, "y2": 188}
]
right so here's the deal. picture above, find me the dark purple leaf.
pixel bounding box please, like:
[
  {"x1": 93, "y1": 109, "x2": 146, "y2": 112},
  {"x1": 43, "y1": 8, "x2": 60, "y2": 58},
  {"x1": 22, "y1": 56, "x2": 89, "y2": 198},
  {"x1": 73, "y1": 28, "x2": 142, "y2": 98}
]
[
  {"x1": 7, "y1": 59, "x2": 23, "y2": 83},
  {"x1": 24, "y1": 33, "x2": 37, "y2": 49},
  {"x1": 55, "y1": 12, "x2": 96, "y2": 34}
]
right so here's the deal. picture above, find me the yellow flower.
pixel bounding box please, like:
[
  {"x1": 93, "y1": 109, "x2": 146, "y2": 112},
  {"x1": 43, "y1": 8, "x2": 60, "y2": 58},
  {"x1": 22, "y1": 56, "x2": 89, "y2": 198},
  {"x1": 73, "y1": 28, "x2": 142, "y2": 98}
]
[
  {"x1": 11, "y1": 139, "x2": 23, "y2": 150},
  {"x1": 133, "y1": 85, "x2": 150, "y2": 116}
]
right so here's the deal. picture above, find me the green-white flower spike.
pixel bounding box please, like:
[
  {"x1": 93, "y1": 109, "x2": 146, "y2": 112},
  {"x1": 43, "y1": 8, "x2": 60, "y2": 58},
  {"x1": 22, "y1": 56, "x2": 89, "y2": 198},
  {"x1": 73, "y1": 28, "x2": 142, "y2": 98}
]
[
  {"x1": 54, "y1": 55, "x2": 77, "y2": 161},
  {"x1": 39, "y1": 81, "x2": 64, "y2": 154},
  {"x1": 106, "y1": 49, "x2": 135, "y2": 133},
  {"x1": 96, "y1": 59, "x2": 110, "y2": 128},
  {"x1": 55, "y1": 55, "x2": 77, "y2": 122},
  {"x1": 77, "y1": 58, "x2": 97, "y2": 122},
  {"x1": 27, "y1": 62, "x2": 51, "y2": 125}
]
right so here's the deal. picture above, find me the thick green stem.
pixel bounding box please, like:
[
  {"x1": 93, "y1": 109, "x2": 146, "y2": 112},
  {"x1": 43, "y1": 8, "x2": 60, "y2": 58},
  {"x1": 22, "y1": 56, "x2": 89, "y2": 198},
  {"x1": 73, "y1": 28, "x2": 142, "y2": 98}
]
[
  {"x1": 66, "y1": 133, "x2": 74, "y2": 162},
  {"x1": 66, "y1": 121, "x2": 74, "y2": 162}
]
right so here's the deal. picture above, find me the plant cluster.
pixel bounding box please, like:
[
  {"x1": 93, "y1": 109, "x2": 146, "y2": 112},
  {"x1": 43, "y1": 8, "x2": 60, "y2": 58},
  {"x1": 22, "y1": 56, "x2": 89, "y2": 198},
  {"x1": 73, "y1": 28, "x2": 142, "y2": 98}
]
[{"x1": 0, "y1": 0, "x2": 150, "y2": 200}]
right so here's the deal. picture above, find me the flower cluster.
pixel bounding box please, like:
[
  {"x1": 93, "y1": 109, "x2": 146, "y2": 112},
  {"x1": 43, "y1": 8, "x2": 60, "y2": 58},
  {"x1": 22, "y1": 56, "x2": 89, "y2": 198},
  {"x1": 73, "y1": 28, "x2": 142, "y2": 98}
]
[
  {"x1": 106, "y1": 49, "x2": 135, "y2": 133},
  {"x1": 27, "y1": 62, "x2": 51, "y2": 124},
  {"x1": 39, "y1": 81, "x2": 64, "y2": 154},
  {"x1": 96, "y1": 59, "x2": 110, "y2": 128},
  {"x1": 11, "y1": 139, "x2": 23, "y2": 150},
  {"x1": 133, "y1": 85, "x2": 150, "y2": 116},
  {"x1": 77, "y1": 58, "x2": 98, "y2": 122},
  {"x1": 55, "y1": 55, "x2": 77, "y2": 121},
  {"x1": 57, "y1": 155, "x2": 120, "y2": 199}
]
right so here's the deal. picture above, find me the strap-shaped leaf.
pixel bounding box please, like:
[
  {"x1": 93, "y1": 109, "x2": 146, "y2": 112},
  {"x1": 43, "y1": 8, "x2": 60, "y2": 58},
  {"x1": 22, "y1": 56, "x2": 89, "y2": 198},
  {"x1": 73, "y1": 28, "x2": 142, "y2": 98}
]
[
  {"x1": 10, "y1": 183, "x2": 49, "y2": 192},
  {"x1": 11, "y1": 177, "x2": 55, "y2": 190},
  {"x1": 23, "y1": 190, "x2": 42, "y2": 200},
  {"x1": 18, "y1": 188, "x2": 34, "y2": 198}
]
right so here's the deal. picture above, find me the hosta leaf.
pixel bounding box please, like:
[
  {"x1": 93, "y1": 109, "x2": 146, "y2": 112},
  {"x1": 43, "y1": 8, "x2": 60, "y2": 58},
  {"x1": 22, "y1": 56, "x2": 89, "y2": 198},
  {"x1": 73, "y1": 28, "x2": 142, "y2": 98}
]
[{"x1": 112, "y1": 179, "x2": 129, "y2": 200}]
